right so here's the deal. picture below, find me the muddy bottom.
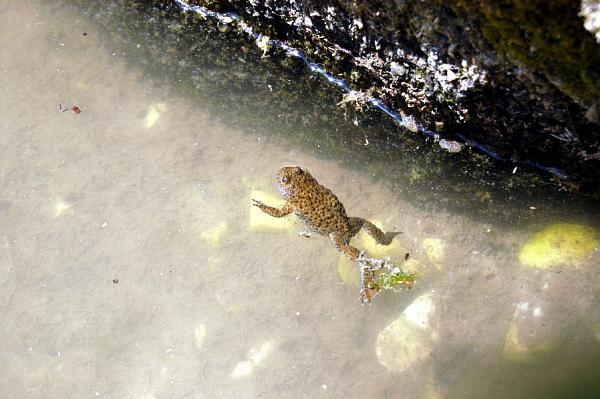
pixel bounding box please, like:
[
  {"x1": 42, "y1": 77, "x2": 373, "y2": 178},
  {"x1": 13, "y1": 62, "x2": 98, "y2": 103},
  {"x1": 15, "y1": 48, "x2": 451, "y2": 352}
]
[{"x1": 1, "y1": 2, "x2": 599, "y2": 398}]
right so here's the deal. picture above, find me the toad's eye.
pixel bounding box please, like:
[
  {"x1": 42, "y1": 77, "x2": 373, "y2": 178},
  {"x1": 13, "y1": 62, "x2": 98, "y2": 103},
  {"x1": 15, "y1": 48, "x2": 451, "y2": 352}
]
[{"x1": 281, "y1": 176, "x2": 288, "y2": 183}]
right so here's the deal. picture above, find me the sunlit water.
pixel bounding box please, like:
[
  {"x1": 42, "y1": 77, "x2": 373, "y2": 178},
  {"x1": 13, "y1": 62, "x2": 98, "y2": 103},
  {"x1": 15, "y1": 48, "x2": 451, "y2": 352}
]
[{"x1": 1, "y1": 2, "x2": 599, "y2": 398}]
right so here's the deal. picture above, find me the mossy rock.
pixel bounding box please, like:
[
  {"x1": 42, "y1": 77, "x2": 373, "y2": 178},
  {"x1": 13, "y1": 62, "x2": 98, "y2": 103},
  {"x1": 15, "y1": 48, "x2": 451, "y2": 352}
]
[
  {"x1": 518, "y1": 223, "x2": 599, "y2": 268},
  {"x1": 457, "y1": 0, "x2": 600, "y2": 105}
]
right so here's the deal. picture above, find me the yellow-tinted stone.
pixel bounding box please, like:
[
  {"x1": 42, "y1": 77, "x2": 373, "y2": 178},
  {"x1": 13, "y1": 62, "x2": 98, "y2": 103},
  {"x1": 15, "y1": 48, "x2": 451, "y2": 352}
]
[
  {"x1": 194, "y1": 324, "x2": 207, "y2": 350},
  {"x1": 503, "y1": 307, "x2": 552, "y2": 362},
  {"x1": 504, "y1": 322, "x2": 531, "y2": 362},
  {"x1": 375, "y1": 293, "x2": 437, "y2": 373},
  {"x1": 248, "y1": 190, "x2": 294, "y2": 232},
  {"x1": 337, "y1": 257, "x2": 360, "y2": 286},
  {"x1": 54, "y1": 199, "x2": 73, "y2": 217},
  {"x1": 403, "y1": 258, "x2": 421, "y2": 275},
  {"x1": 422, "y1": 238, "x2": 445, "y2": 269},
  {"x1": 231, "y1": 340, "x2": 275, "y2": 378},
  {"x1": 144, "y1": 102, "x2": 167, "y2": 128},
  {"x1": 201, "y1": 222, "x2": 228, "y2": 247},
  {"x1": 518, "y1": 223, "x2": 599, "y2": 269}
]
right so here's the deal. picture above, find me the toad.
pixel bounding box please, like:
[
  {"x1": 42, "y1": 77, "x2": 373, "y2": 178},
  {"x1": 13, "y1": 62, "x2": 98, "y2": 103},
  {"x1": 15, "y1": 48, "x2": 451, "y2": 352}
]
[{"x1": 252, "y1": 166, "x2": 400, "y2": 261}]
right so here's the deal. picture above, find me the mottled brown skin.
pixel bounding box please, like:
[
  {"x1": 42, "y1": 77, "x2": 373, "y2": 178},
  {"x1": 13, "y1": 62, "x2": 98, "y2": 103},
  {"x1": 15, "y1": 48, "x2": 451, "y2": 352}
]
[{"x1": 252, "y1": 166, "x2": 400, "y2": 261}]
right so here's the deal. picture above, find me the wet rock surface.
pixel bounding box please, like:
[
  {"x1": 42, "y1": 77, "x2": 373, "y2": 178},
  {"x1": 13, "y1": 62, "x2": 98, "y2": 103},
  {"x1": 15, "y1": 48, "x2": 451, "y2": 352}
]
[
  {"x1": 183, "y1": 0, "x2": 600, "y2": 190},
  {"x1": 65, "y1": 0, "x2": 600, "y2": 223}
]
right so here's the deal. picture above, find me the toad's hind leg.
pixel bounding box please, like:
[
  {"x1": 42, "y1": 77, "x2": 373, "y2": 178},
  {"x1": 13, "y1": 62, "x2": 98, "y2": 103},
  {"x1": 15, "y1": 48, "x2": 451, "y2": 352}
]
[
  {"x1": 329, "y1": 233, "x2": 361, "y2": 261},
  {"x1": 349, "y1": 217, "x2": 401, "y2": 245}
]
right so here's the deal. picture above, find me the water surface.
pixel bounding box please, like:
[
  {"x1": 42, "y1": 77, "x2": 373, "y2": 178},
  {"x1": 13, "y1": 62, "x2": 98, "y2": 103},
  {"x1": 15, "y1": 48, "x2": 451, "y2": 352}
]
[{"x1": 1, "y1": 2, "x2": 599, "y2": 398}]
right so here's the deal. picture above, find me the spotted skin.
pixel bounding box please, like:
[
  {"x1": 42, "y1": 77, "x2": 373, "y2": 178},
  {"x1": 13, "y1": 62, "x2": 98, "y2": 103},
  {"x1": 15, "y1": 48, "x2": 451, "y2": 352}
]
[{"x1": 252, "y1": 166, "x2": 400, "y2": 261}]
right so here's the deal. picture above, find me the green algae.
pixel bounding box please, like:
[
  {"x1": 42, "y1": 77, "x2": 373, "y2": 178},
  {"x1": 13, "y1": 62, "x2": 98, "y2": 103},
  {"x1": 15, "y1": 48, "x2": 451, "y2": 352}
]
[{"x1": 375, "y1": 268, "x2": 416, "y2": 291}]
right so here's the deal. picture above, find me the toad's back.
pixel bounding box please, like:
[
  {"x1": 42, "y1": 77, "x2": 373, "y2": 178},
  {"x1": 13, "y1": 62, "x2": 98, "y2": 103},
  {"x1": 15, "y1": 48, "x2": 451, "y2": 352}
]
[{"x1": 288, "y1": 176, "x2": 352, "y2": 236}]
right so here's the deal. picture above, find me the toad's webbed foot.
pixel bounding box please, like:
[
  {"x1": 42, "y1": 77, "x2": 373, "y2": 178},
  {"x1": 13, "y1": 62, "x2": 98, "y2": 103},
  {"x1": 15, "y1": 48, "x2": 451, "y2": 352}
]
[
  {"x1": 358, "y1": 261, "x2": 380, "y2": 305},
  {"x1": 381, "y1": 231, "x2": 402, "y2": 245}
]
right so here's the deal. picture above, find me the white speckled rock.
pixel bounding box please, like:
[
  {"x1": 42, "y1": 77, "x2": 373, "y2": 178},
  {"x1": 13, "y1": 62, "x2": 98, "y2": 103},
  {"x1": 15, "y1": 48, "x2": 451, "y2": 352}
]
[
  {"x1": 580, "y1": 0, "x2": 600, "y2": 42},
  {"x1": 375, "y1": 293, "x2": 437, "y2": 372}
]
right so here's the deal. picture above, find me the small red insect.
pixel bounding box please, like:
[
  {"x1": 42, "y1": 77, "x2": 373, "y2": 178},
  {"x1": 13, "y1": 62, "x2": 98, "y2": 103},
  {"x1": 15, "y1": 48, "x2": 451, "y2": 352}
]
[{"x1": 60, "y1": 104, "x2": 81, "y2": 114}]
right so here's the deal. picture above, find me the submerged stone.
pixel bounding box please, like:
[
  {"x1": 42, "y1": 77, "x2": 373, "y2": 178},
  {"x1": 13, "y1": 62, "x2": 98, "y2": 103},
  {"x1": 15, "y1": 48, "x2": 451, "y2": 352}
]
[
  {"x1": 145, "y1": 102, "x2": 167, "y2": 129},
  {"x1": 375, "y1": 293, "x2": 437, "y2": 372},
  {"x1": 336, "y1": 256, "x2": 360, "y2": 287},
  {"x1": 194, "y1": 323, "x2": 208, "y2": 350},
  {"x1": 518, "y1": 223, "x2": 599, "y2": 269},
  {"x1": 201, "y1": 222, "x2": 228, "y2": 247},
  {"x1": 422, "y1": 238, "x2": 445, "y2": 269},
  {"x1": 231, "y1": 340, "x2": 275, "y2": 378},
  {"x1": 503, "y1": 302, "x2": 553, "y2": 362}
]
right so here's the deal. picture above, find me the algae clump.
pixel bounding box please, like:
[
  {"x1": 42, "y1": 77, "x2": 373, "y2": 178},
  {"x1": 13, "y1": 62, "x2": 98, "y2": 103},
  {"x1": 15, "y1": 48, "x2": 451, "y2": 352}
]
[
  {"x1": 376, "y1": 268, "x2": 416, "y2": 291},
  {"x1": 518, "y1": 223, "x2": 599, "y2": 269}
]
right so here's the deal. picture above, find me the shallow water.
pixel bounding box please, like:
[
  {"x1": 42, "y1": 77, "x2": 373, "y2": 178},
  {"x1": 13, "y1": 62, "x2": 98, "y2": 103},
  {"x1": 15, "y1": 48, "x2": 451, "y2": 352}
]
[{"x1": 1, "y1": 2, "x2": 599, "y2": 398}]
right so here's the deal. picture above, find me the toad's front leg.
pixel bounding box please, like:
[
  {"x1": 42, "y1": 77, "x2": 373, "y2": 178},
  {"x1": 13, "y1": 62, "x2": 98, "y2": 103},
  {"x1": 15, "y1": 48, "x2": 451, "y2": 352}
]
[{"x1": 252, "y1": 199, "x2": 293, "y2": 218}]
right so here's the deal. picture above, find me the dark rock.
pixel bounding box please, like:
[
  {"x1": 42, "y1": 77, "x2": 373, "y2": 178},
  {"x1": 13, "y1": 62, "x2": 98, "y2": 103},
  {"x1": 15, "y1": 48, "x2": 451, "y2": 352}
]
[
  {"x1": 63, "y1": 0, "x2": 600, "y2": 224},
  {"x1": 183, "y1": 0, "x2": 600, "y2": 193}
]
